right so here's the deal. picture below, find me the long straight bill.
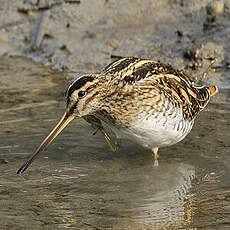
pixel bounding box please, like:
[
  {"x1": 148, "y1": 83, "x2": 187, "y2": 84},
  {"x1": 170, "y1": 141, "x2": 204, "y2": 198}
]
[{"x1": 17, "y1": 112, "x2": 75, "y2": 174}]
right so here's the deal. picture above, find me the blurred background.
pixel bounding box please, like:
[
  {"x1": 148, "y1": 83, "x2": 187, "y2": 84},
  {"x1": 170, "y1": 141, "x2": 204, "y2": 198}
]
[{"x1": 0, "y1": 0, "x2": 230, "y2": 229}]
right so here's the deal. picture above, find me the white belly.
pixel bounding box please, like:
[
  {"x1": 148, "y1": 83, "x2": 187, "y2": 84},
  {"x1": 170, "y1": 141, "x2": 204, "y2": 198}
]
[{"x1": 109, "y1": 107, "x2": 194, "y2": 149}]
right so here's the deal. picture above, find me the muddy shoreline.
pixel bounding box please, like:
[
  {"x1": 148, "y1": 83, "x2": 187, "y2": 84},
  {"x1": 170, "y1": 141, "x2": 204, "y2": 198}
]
[{"x1": 0, "y1": 0, "x2": 229, "y2": 85}]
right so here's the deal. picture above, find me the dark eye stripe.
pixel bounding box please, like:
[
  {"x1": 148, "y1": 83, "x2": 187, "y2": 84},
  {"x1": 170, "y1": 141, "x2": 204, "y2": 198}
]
[{"x1": 67, "y1": 76, "x2": 94, "y2": 98}]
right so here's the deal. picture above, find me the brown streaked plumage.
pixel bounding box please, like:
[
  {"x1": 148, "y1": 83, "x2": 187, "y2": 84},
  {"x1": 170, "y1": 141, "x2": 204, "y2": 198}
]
[{"x1": 17, "y1": 57, "x2": 218, "y2": 174}]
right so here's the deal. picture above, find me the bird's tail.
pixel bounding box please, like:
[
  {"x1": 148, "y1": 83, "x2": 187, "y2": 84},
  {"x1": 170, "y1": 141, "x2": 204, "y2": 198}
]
[{"x1": 208, "y1": 85, "x2": 218, "y2": 97}]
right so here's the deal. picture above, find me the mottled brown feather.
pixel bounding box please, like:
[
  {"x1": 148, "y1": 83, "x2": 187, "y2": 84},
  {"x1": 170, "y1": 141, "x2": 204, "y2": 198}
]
[{"x1": 101, "y1": 57, "x2": 218, "y2": 121}]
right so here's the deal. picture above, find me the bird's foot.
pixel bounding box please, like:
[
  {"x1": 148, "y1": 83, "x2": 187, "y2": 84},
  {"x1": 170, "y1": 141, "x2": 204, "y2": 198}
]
[
  {"x1": 153, "y1": 158, "x2": 159, "y2": 167},
  {"x1": 86, "y1": 115, "x2": 120, "y2": 152}
]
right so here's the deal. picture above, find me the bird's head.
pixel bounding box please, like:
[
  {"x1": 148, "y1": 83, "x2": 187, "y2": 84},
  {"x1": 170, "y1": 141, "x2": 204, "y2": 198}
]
[
  {"x1": 17, "y1": 74, "x2": 105, "y2": 174},
  {"x1": 66, "y1": 74, "x2": 103, "y2": 117}
]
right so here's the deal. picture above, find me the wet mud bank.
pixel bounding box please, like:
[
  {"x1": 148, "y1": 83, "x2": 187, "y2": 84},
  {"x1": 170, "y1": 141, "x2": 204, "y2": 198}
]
[{"x1": 0, "y1": 0, "x2": 229, "y2": 86}]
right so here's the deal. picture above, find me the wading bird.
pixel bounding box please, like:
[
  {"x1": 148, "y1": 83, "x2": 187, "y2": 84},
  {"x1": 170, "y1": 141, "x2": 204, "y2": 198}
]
[{"x1": 17, "y1": 57, "x2": 218, "y2": 174}]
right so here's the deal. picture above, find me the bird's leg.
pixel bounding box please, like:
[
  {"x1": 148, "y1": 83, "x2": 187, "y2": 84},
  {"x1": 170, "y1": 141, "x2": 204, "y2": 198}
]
[
  {"x1": 83, "y1": 115, "x2": 120, "y2": 152},
  {"x1": 152, "y1": 147, "x2": 159, "y2": 166},
  {"x1": 99, "y1": 127, "x2": 120, "y2": 152}
]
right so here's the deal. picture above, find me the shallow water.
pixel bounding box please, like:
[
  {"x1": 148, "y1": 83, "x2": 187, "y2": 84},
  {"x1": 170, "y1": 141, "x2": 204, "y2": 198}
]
[{"x1": 0, "y1": 56, "x2": 230, "y2": 229}]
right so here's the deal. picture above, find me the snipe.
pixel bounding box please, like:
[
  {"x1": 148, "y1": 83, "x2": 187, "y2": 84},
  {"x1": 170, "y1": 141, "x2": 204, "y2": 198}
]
[{"x1": 17, "y1": 57, "x2": 218, "y2": 174}]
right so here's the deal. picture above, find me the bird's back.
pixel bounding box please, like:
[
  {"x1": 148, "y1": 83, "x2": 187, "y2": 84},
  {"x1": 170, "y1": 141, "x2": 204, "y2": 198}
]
[
  {"x1": 98, "y1": 57, "x2": 218, "y2": 148},
  {"x1": 102, "y1": 57, "x2": 218, "y2": 121}
]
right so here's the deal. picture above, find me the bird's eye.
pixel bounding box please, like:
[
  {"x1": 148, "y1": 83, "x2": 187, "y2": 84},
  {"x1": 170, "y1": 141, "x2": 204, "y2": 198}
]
[{"x1": 78, "y1": 91, "x2": 86, "y2": 97}]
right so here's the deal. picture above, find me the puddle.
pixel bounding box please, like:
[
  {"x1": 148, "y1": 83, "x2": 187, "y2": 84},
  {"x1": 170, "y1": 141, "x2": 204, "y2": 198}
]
[{"x1": 0, "y1": 56, "x2": 230, "y2": 229}]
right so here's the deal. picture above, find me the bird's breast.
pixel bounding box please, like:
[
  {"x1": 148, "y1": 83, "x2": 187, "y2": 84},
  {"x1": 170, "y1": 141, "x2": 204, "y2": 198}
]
[{"x1": 109, "y1": 106, "x2": 194, "y2": 149}]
